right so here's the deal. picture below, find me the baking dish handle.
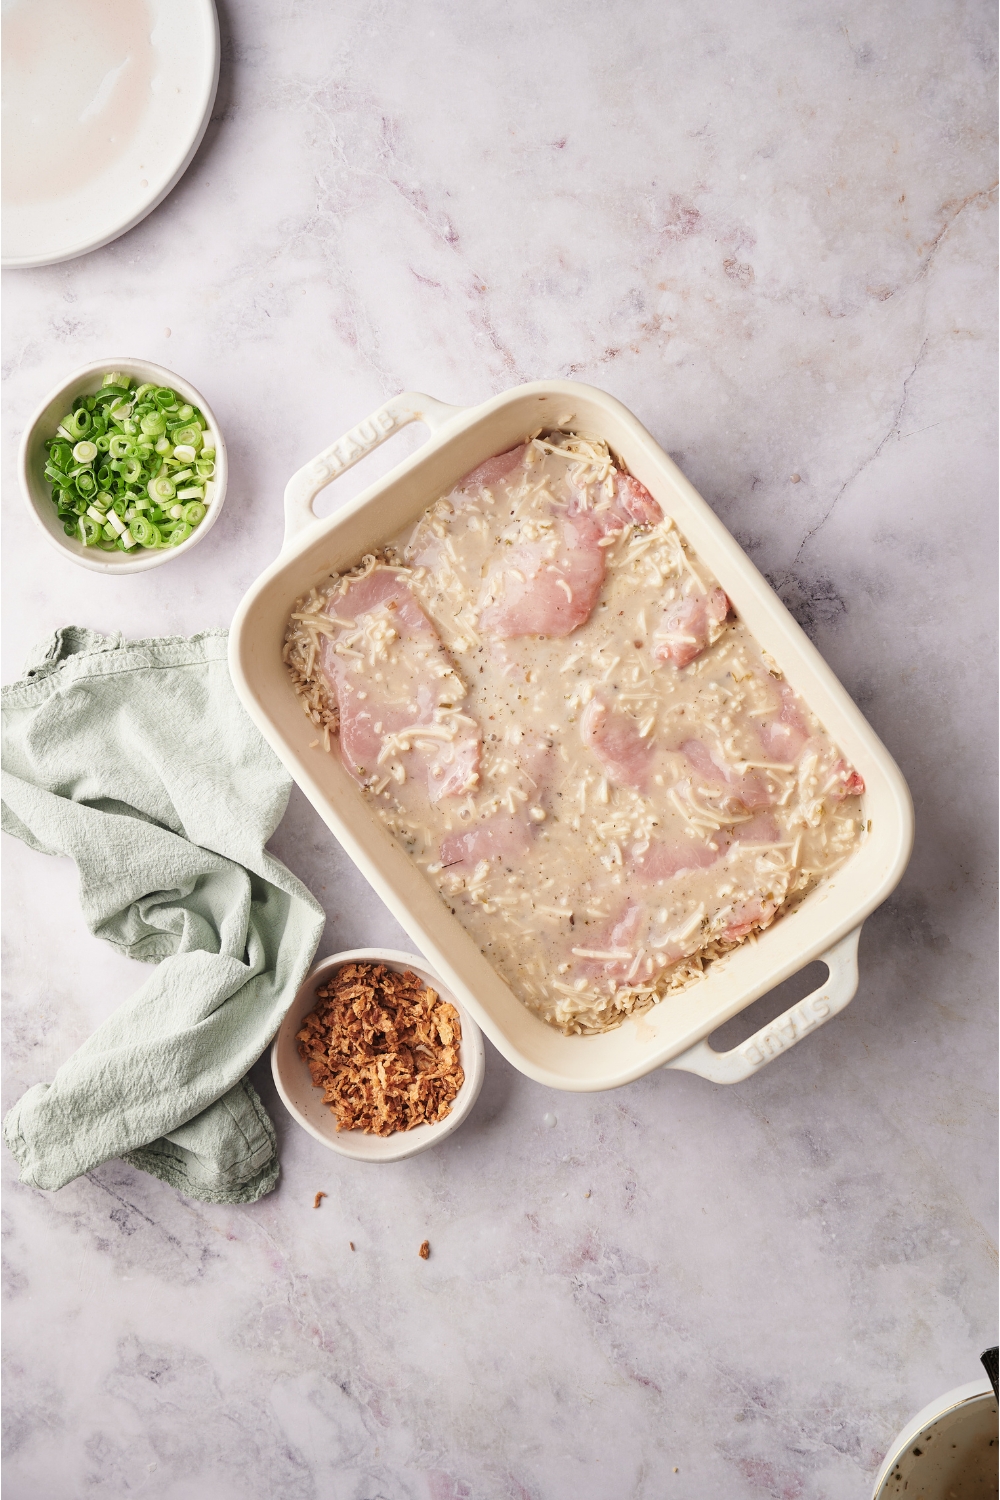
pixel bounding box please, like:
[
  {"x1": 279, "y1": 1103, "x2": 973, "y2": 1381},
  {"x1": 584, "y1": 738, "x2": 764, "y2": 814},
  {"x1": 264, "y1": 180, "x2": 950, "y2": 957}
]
[
  {"x1": 665, "y1": 925, "x2": 862, "y2": 1085},
  {"x1": 283, "y1": 391, "x2": 466, "y2": 548}
]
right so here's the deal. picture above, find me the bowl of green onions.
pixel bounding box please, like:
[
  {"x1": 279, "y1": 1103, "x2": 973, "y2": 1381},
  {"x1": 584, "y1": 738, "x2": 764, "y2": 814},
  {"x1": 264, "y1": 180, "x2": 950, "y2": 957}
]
[{"x1": 18, "y1": 358, "x2": 228, "y2": 573}]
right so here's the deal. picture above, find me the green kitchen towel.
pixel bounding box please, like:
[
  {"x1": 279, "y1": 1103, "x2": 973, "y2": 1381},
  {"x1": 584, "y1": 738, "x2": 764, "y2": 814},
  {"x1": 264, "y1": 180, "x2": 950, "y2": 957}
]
[{"x1": 2, "y1": 627, "x2": 325, "y2": 1205}]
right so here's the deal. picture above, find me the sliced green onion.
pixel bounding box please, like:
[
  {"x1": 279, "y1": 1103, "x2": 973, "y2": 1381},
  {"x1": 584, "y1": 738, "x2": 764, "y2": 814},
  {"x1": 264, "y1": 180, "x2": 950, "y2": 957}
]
[
  {"x1": 64, "y1": 409, "x2": 91, "y2": 438},
  {"x1": 148, "y1": 475, "x2": 176, "y2": 502},
  {"x1": 129, "y1": 514, "x2": 160, "y2": 547},
  {"x1": 45, "y1": 373, "x2": 215, "y2": 556}
]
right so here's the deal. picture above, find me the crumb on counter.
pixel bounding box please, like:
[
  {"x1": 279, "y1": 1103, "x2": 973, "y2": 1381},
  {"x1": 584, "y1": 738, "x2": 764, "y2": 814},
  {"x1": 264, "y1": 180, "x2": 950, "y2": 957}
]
[
  {"x1": 419, "y1": 1240, "x2": 430, "y2": 1259},
  {"x1": 349, "y1": 1241, "x2": 355, "y2": 1251},
  {"x1": 297, "y1": 962, "x2": 464, "y2": 1136},
  {"x1": 313, "y1": 1191, "x2": 327, "y2": 1209}
]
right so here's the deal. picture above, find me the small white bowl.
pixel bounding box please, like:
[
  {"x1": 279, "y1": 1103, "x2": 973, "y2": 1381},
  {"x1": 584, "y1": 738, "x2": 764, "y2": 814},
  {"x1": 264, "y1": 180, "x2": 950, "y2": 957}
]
[
  {"x1": 18, "y1": 357, "x2": 228, "y2": 574},
  {"x1": 871, "y1": 1377, "x2": 997, "y2": 1498},
  {"x1": 271, "y1": 949, "x2": 486, "y2": 1162}
]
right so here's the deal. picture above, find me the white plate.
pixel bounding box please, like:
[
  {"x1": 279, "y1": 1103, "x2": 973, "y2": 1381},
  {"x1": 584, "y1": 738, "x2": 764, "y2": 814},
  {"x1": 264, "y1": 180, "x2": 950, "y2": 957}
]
[{"x1": 2, "y1": 0, "x2": 219, "y2": 270}]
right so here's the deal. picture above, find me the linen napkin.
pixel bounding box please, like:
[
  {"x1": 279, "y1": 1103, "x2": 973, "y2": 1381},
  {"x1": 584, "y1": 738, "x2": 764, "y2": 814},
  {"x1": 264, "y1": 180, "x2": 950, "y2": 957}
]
[{"x1": 2, "y1": 627, "x2": 325, "y2": 1204}]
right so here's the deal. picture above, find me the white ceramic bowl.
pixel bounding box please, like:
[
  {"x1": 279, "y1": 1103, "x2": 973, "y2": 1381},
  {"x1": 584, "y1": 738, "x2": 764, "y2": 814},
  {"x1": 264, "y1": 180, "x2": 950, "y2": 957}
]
[
  {"x1": 18, "y1": 358, "x2": 228, "y2": 574},
  {"x1": 871, "y1": 1377, "x2": 997, "y2": 1497},
  {"x1": 271, "y1": 949, "x2": 486, "y2": 1162}
]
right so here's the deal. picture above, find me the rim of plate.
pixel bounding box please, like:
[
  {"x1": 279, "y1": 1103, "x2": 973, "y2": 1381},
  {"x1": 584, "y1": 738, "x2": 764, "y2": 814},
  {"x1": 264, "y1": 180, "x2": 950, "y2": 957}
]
[
  {"x1": 18, "y1": 356, "x2": 228, "y2": 574},
  {"x1": 271, "y1": 949, "x2": 486, "y2": 1162},
  {"x1": 1, "y1": 0, "x2": 220, "y2": 270}
]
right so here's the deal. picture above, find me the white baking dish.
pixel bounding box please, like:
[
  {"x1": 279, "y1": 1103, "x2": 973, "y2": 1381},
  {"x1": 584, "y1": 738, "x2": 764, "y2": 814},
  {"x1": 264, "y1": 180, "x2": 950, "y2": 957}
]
[{"x1": 229, "y1": 381, "x2": 913, "y2": 1092}]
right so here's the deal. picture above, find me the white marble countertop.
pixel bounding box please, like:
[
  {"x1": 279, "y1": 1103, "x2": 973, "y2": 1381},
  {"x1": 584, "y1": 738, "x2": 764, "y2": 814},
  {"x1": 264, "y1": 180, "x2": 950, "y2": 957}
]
[{"x1": 2, "y1": 3, "x2": 996, "y2": 1496}]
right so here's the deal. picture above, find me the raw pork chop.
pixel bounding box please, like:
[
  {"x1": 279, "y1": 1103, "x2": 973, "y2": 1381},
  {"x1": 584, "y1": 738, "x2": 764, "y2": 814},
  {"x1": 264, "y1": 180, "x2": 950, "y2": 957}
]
[
  {"x1": 478, "y1": 514, "x2": 608, "y2": 639},
  {"x1": 319, "y1": 569, "x2": 481, "y2": 801},
  {"x1": 653, "y1": 587, "x2": 730, "y2": 668},
  {"x1": 478, "y1": 466, "x2": 663, "y2": 641},
  {"x1": 679, "y1": 737, "x2": 775, "y2": 811},
  {"x1": 580, "y1": 698, "x2": 655, "y2": 791},
  {"x1": 439, "y1": 814, "x2": 534, "y2": 871}
]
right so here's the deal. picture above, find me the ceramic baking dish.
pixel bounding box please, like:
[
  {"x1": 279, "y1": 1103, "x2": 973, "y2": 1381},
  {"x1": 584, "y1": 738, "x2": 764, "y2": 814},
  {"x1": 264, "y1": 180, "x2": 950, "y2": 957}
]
[{"x1": 229, "y1": 380, "x2": 913, "y2": 1091}]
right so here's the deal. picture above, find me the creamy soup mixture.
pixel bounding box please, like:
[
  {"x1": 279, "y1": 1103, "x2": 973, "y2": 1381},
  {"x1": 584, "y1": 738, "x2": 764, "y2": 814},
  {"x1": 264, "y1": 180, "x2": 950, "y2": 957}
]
[{"x1": 284, "y1": 434, "x2": 865, "y2": 1034}]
